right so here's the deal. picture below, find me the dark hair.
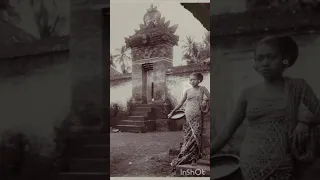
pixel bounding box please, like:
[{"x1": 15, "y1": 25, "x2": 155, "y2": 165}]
[
  {"x1": 190, "y1": 73, "x2": 203, "y2": 83},
  {"x1": 254, "y1": 35, "x2": 299, "y2": 68}
]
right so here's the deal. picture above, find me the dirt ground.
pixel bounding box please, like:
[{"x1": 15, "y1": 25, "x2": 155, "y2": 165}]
[{"x1": 110, "y1": 131, "x2": 183, "y2": 177}]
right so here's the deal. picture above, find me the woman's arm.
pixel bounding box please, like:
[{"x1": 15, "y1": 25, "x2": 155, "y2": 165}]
[
  {"x1": 211, "y1": 89, "x2": 248, "y2": 155},
  {"x1": 202, "y1": 86, "x2": 210, "y2": 99},
  {"x1": 299, "y1": 80, "x2": 320, "y2": 125},
  {"x1": 170, "y1": 90, "x2": 188, "y2": 113}
]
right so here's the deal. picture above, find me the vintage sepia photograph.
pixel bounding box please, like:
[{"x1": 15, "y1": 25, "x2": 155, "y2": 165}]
[
  {"x1": 0, "y1": 0, "x2": 73, "y2": 179},
  {"x1": 110, "y1": 0, "x2": 210, "y2": 177},
  {"x1": 211, "y1": 0, "x2": 320, "y2": 180}
]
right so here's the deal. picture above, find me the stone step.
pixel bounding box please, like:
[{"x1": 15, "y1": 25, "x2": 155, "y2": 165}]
[
  {"x1": 176, "y1": 164, "x2": 210, "y2": 177},
  {"x1": 69, "y1": 158, "x2": 108, "y2": 172},
  {"x1": 117, "y1": 125, "x2": 146, "y2": 133},
  {"x1": 120, "y1": 120, "x2": 147, "y2": 126},
  {"x1": 197, "y1": 159, "x2": 210, "y2": 166},
  {"x1": 118, "y1": 120, "x2": 156, "y2": 132},
  {"x1": 133, "y1": 104, "x2": 154, "y2": 107},
  {"x1": 127, "y1": 116, "x2": 147, "y2": 121},
  {"x1": 69, "y1": 145, "x2": 109, "y2": 158},
  {"x1": 131, "y1": 111, "x2": 149, "y2": 116},
  {"x1": 134, "y1": 107, "x2": 153, "y2": 112},
  {"x1": 57, "y1": 172, "x2": 109, "y2": 180}
]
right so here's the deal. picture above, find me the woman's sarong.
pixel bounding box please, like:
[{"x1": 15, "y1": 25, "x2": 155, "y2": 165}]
[
  {"x1": 240, "y1": 84, "x2": 293, "y2": 180},
  {"x1": 240, "y1": 78, "x2": 320, "y2": 180},
  {"x1": 171, "y1": 87, "x2": 204, "y2": 169}
]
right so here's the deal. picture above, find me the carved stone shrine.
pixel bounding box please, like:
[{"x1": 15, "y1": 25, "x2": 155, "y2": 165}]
[{"x1": 125, "y1": 4, "x2": 179, "y2": 104}]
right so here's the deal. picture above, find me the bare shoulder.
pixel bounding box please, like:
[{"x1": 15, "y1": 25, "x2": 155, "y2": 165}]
[
  {"x1": 185, "y1": 88, "x2": 191, "y2": 94},
  {"x1": 199, "y1": 86, "x2": 208, "y2": 91},
  {"x1": 285, "y1": 76, "x2": 304, "y2": 83},
  {"x1": 286, "y1": 77, "x2": 309, "y2": 88},
  {"x1": 240, "y1": 84, "x2": 261, "y2": 101}
]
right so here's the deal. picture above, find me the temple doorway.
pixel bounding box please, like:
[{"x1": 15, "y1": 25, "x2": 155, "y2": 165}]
[{"x1": 142, "y1": 63, "x2": 154, "y2": 103}]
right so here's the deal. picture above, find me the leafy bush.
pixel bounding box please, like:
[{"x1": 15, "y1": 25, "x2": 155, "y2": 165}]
[
  {"x1": 0, "y1": 129, "x2": 56, "y2": 179},
  {"x1": 126, "y1": 97, "x2": 134, "y2": 114},
  {"x1": 0, "y1": 130, "x2": 28, "y2": 178},
  {"x1": 110, "y1": 103, "x2": 119, "y2": 117}
]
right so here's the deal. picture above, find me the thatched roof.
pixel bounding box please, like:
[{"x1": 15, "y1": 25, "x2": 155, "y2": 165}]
[
  {"x1": 181, "y1": 3, "x2": 210, "y2": 30},
  {"x1": 211, "y1": 8, "x2": 320, "y2": 38},
  {"x1": 167, "y1": 63, "x2": 210, "y2": 75}
]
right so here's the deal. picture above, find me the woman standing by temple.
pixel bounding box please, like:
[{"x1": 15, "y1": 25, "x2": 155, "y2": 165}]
[
  {"x1": 211, "y1": 35, "x2": 320, "y2": 180},
  {"x1": 168, "y1": 72, "x2": 210, "y2": 171}
]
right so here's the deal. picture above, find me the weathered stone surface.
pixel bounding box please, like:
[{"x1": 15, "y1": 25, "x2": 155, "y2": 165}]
[
  {"x1": 125, "y1": 5, "x2": 179, "y2": 48},
  {"x1": 70, "y1": 7, "x2": 105, "y2": 126},
  {"x1": 131, "y1": 44, "x2": 173, "y2": 60}
]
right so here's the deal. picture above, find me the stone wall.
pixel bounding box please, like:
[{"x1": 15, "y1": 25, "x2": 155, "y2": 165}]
[
  {"x1": 110, "y1": 64, "x2": 210, "y2": 111},
  {"x1": 212, "y1": 34, "x2": 320, "y2": 151},
  {"x1": 0, "y1": 50, "x2": 71, "y2": 156},
  {"x1": 110, "y1": 74, "x2": 132, "y2": 111},
  {"x1": 70, "y1": 6, "x2": 107, "y2": 125},
  {"x1": 109, "y1": 63, "x2": 211, "y2": 156}
]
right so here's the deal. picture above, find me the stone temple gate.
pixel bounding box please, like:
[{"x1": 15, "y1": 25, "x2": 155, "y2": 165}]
[
  {"x1": 117, "y1": 5, "x2": 210, "y2": 174},
  {"x1": 125, "y1": 4, "x2": 179, "y2": 104}
]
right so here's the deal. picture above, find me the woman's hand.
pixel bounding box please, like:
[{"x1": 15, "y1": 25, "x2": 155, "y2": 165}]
[
  {"x1": 201, "y1": 100, "x2": 207, "y2": 108},
  {"x1": 292, "y1": 122, "x2": 309, "y2": 149}
]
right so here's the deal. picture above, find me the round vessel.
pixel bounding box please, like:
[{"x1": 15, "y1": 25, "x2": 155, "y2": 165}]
[
  {"x1": 211, "y1": 154, "x2": 242, "y2": 180},
  {"x1": 170, "y1": 110, "x2": 185, "y2": 120}
]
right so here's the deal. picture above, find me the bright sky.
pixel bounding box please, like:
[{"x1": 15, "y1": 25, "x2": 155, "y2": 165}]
[{"x1": 110, "y1": 0, "x2": 209, "y2": 69}]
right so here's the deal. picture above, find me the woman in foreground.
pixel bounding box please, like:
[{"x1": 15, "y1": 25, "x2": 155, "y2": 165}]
[
  {"x1": 168, "y1": 72, "x2": 210, "y2": 171},
  {"x1": 211, "y1": 35, "x2": 320, "y2": 180}
]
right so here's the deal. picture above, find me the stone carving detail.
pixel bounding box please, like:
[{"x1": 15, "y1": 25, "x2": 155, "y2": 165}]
[
  {"x1": 143, "y1": 4, "x2": 161, "y2": 26},
  {"x1": 125, "y1": 4, "x2": 179, "y2": 58},
  {"x1": 131, "y1": 44, "x2": 173, "y2": 60}
]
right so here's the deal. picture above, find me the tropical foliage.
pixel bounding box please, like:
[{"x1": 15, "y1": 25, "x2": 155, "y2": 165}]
[
  {"x1": 110, "y1": 31, "x2": 210, "y2": 72},
  {"x1": 110, "y1": 55, "x2": 116, "y2": 68},
  {"x1": 0, "y1": 0, "x2": 67, "y2": 39},
  {"x1": 111, "y1": 45, "x2": 131, "y2": 74},
  {"x1": 181, "y1": 31, "x2": 210, "y2": 65}
]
